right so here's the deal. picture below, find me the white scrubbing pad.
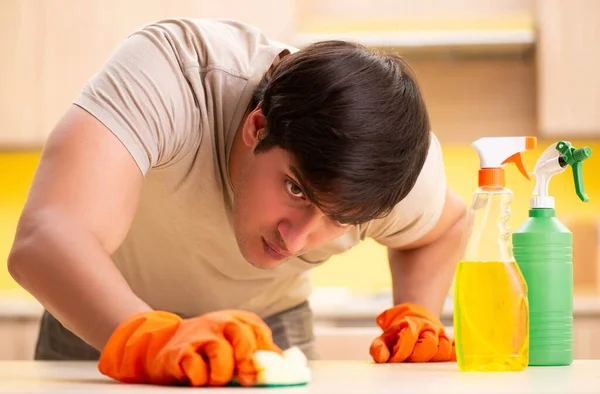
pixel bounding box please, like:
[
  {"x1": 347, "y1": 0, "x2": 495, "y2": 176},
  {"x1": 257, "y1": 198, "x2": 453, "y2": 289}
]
[{"x1": 252, "y1": 346, "x2": 311, "y2": 386}]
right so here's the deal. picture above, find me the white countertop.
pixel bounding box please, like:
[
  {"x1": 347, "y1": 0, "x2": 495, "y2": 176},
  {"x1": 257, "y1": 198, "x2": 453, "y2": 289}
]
[{"x1": 1, "y1": 360, "x2": 599, "y2": 393}]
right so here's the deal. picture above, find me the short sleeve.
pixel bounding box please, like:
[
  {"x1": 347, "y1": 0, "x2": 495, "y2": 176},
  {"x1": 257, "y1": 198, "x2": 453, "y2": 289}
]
[
  {"x1": 73, "y1": 27, "x2": 201, "y2": 174},
  {"x1": 362, "y1": 132, "x2": 448, "y2": 248}
]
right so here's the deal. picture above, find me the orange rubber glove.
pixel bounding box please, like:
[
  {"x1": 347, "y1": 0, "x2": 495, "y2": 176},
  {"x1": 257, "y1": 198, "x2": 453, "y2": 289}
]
[
  {"x1": 370, "y1": 302, "x2": 456, "y2": 363},
  {"x1": 98, "y1": 309, "x2": 282, "y2": 387}
]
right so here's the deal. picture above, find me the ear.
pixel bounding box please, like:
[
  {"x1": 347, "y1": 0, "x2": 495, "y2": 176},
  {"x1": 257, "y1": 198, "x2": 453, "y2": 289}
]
[{"x1": 242, "y1": 105, "x2": 267, "y2": 147}]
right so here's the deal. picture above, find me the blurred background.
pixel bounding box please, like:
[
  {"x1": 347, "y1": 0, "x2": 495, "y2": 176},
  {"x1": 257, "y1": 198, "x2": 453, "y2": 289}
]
[{"x1": 1, "y1": 0, "x2": 599, "y2": 360}]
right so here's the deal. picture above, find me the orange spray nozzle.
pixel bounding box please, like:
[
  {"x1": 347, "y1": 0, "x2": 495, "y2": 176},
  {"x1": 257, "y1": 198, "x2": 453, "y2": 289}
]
[
  {"x1": 502, "y1": 153, "x2": 531, "y2": 180},
  {"x1": 472, "y1": 136, "x2": 537, "y2": 188}
]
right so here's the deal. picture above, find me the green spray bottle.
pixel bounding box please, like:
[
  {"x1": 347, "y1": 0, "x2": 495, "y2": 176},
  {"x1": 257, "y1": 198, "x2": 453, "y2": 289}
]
[{"x1": 513, "y1": 140, "x2": 592, "y2": 366}]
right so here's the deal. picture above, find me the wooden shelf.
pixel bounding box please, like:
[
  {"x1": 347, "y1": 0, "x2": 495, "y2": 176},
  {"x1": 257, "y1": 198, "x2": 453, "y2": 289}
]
[{"x1": 292, "y1": 16, "x2": 535, "y2": 57}]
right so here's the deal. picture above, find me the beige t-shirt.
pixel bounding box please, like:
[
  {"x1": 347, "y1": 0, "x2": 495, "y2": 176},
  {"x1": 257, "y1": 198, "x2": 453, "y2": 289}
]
[{"x1": 73, "y1": 18, "x2": 448, "y2": 319}]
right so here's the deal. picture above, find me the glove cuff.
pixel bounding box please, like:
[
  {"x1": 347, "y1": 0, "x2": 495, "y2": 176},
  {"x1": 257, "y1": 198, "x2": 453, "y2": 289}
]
[
  {"x1": 98, "y1": 310, "x2": 182, "y2": 381},
  {"x1": 376, "y1": 302, "x2": 442, "y2": 330}
]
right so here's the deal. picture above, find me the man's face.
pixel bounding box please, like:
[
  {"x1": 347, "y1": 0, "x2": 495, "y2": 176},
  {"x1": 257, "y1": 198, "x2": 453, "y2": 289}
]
[{"x1": 231, "y1": 144, "x2": 350, "y2": 270}]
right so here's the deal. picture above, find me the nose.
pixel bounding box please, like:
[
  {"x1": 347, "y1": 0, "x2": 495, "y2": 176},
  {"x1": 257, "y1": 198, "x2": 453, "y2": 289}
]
[{"x1": 277, "y1": 208, "x2": 323, "y2": 254}]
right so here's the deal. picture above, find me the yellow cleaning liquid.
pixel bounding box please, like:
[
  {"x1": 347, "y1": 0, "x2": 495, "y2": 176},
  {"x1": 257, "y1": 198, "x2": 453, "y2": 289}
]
[
  {"x1": 454, "y1": 261, "x2": 529, "y2": 372},
  {"x1": 456, "y1": 136, "x2": 535, "y2": 372}
]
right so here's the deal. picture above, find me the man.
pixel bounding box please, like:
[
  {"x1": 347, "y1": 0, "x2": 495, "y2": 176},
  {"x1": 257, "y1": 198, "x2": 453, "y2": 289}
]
[{"x1": 8, "y1": 18, "x2": 466, "y2": 387}]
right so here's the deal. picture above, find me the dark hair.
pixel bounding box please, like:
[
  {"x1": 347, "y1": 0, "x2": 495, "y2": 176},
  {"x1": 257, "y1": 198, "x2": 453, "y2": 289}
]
[{"x1": 251, "y1": 40, "x2": 431, "y2": 225}]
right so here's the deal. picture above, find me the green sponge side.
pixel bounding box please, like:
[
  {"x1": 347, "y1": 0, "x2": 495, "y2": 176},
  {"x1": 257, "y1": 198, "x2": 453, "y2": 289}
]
[{"x1": 227, "y1": 378, "x2": 309, "y2": 388}]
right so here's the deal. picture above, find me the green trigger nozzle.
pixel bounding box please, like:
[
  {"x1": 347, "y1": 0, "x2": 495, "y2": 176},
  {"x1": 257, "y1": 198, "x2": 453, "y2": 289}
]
[{"x1": 555, "y1": 141, "x2": 592, "y2": 202}]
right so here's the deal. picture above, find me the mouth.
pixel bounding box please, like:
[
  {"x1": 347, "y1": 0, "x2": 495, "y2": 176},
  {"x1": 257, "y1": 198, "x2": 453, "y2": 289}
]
[{"x1": 262, "y1": 237, "x2": 291, "y2": 260}]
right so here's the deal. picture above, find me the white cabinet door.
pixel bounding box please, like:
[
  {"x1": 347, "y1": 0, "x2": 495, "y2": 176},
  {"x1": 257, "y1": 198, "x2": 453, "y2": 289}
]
[{"x1": 0, "y1": 317, "x2": 40, "y2": 360}]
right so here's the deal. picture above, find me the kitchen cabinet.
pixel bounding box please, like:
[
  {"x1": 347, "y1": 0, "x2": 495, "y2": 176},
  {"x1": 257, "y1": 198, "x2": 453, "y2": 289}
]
[
  {"x1": 0, "y1": 1, "x2": 44, "y2": 147},
  {"x1": 3, "y1": 315, "x2": 600, "y2": 361},
  {"x1": 293, "y1": 0, "x2": 537, "y2": 144},
  {"x1": 0, "y1": 0, "x2": 296, "y2": 148},
  {"x1": 0, "y1": 316, "x2": 40, "y2": 361},
  {"x1": 295, "y1": 0, "x2": 600, "y2": 141},
  {"x1": 2, "y1": 296, "x2": 600, "y2": 361},
  {"x1": 311, "y1": 295, "x2": 600, "y2": 361},
  {"x1": 4, "y1": 0, "x2": 600, "y2": 148},
  {"x1": 535, "y1": 0, "x2": 600, "y2": 138}
]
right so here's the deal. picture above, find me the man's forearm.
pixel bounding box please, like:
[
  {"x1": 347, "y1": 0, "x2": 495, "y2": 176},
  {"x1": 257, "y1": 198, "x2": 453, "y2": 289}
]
[
  {"x1": 8, "y1": 213, "x2": 152, "y2": 350},
  {"x1": 387, "y1": 213, "x2": 466, "y2": 318}
]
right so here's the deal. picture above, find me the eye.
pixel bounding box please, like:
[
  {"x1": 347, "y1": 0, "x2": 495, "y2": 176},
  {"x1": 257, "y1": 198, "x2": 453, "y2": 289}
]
[
  {"x1": 285, "y1": 179, "x2": 305, "y2": 199},
  {"x1": 333, "y1": 219, "x2": 350, "y2": 229}
]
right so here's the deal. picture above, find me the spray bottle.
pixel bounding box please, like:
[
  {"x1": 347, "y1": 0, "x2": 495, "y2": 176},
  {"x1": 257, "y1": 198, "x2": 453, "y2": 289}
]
[
  {"x1": 454, "y1": 136, "x2": 536, "y2": 372},
  {"x1": 513, "y1": 141, "x2": 592, "y2": 366}
]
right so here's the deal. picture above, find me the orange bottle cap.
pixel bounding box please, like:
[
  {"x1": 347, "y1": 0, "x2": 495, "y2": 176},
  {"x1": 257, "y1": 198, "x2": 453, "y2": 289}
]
[{"x1": 479, "y1": 168, "x2": 505, "y2": 187}]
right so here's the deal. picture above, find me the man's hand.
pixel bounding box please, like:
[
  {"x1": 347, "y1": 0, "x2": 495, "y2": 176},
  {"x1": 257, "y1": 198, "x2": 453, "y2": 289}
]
[
  {"x1": 370, "y1": 302, "x2": 455, "y2": 363},
  {"x1": 370, "y1": 187, "x2": 466, "y2": 363},
  {"x1": 99, "y1": 310, "x2": 282, "y2": 387},
  {"x1": 387, "y1": 187, "x2": 466, "y2": 316}
]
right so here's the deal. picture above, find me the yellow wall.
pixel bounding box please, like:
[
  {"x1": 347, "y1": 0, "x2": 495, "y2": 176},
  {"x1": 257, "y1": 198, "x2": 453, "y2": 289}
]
[
  {"x1": 1, "y1": 140, "x2": 599, "y2": 293},
  {"x1": 0, "y1": 152, "x2": 39, "y2": 291},
  {"x1": 311, "y1": 139, "x2": 600, "y2": 293}
]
